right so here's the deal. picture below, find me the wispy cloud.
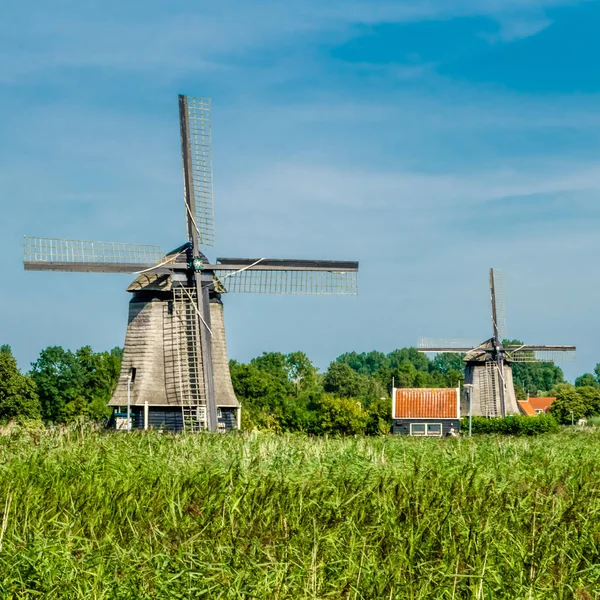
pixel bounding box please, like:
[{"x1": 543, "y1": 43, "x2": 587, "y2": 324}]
[{"x1": 0, "y1": 0, "x2": 588, "y2": 81}]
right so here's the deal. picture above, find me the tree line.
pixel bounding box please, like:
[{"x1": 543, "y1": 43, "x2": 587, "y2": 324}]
[{"x1": 2, "y1": 342, "x2": 600, "y2": 431}]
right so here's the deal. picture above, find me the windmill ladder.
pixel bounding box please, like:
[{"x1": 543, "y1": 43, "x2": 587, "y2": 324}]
[
  {"x1": 479, "y1": 361, "x2": 500, "y2": 418},
  {"x1": 164, "y1": 287, "x2": 208, "y2": 431}
]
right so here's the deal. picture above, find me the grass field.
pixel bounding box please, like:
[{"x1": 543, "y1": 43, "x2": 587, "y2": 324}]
[{"x1": 0, "y1": 428, "x2": 600, "y2": 599}]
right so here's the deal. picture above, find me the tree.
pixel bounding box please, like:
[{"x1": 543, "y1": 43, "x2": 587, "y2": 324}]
[
  {"x1": 511, "y1": 361, "x2": 565, "y2": 395},
  {"x1": 365, "y1": 397, "x2": 392, "y2": 436},
  {"x1": 549, "y1": 384, "x2": 589, "y2": 424},
  {"x1": 29, "y1": 346, "x2": 121, "y2": 423},
  {"x1": 0, "y1": 347, "x2": 41, "y2": 423},
  {"x1": 230, "y1": 360, "x2": 306, "y2": 431},
  {"x1": 433, "y1": 353, "x2": 465, "y2": 376},
  {"x1": 250, "y1": 352, "x2": 290, "y2": 384},
  {"x1": 323, "y1": 362, "x2": 367, "y2": 399},
  {"x1": 310, "y1": 394, "x2": 367, "y2": 436},
  {"x1": 575, "y1": 373, "x2": 598, "y2": 388},
  {"x1": 574, "y1": 386, "x2": 600, "y2": 415},
  {"x1": 336, "y1": 351, "x2": 389, "y2": 376},
  {"x1": 285, "y1": 351, "x2": 318, "y2": 394}
]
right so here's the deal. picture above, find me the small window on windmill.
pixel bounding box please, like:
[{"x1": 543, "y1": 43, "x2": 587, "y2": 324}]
[
  {"x1": 129, "y1": 367, "x2": 137, "y2": 383},
  {"x1": 168, "y1": 300, "x2": 174, "y2": 315}
]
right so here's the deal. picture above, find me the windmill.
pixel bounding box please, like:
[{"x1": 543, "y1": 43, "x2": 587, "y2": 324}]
[
  {"x1": 23, "y1": 95, "x2": 359, "y2": 433},
  {"x1": 418, "y1": 269, "x2": 575, "y2": 418}
]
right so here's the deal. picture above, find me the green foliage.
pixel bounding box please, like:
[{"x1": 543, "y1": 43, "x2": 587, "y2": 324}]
[
  {"x1": 323, "y1": 362, "x2": 367, "y2": 398},
  {"x1": 504, "y1": 340, "x2": 565, "y2": 395},
  {"x1": 231, "y1": 355, "x2": 317, "y2": 432},
  {"x1": 29, "y1": 346, "x2": 121, "y2": 424},
  {"x1": 433, "y1": 352, "x2": 465, "y2": 375},
  {"x1": 364, "y1": 397, "x2": 392, "y2": 436},
  {"x1": 1, "y1": 430, "x2": 600, "y2": 597},
  {"x1": 462, "y1": 414, "x2": 559, "y2": 435},
  {"x1": 549, "y1": 383, "x2": 600, "y2": 424},
  {"x1": 334, "y1": 347, "x2": 464, "y2": 394},
  {"x1": 576, "y1": 373, "x2": 599, "y2": 388},
  {"x1": 0, "y1": 347, "x2": 41, "y2": 423},
  {"x1": 309, "y1": 394, "x2": 367, "y2": 436}
]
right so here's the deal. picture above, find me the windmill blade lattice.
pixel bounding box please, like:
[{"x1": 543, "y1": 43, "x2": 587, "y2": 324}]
[
  {"x1": 418, "y1": 338, "x2": 480, "y2": 352},
  {"x1": 24, "y1": 236, "x2": 163, "y2": 273},
  {"x1": 505, "y1": 345, "x2": 577, "y2": 363},
  {"x1": 215, "y1": 267, "x2": 358, "y2": 295},
  {"x1": 179, "y1": 95, "x2": 214, "y2": 247}
]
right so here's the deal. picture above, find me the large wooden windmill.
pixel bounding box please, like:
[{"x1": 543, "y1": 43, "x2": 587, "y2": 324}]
[
  {"x1": 419, "y1": 269, "x2": 575, "y2": 418},
  {"x1": 24, "y1": 95, "x2": 359, "y2": 432}
]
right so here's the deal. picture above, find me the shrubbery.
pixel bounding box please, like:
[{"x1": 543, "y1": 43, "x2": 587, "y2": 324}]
[
  {"x1": 7, "y1": 342, "x2": 600, "y2": 436},
  {"x1": 462, "y1": 413, "x2": 559, "y2": 435}
]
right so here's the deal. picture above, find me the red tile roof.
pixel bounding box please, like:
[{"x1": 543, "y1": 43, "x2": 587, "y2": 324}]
[
  {"x1": 529, "y1": 397, "x2": 555, "y2": 412},
  {"x1": 518, "y1": 400, "x2": 536, "y2": 416},
  {"x1": 394, "y1": 388, "x2": 459, "y2": 419}
]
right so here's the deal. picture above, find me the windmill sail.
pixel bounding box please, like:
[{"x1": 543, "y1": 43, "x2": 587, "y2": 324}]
[
  {"x1": 490, "y1": 269, "x2": 507, "y2": 341},
  {"x1": 214, "y1": 258, "x2": 359, "y2": 295},
  {"x1": 23, "y1": 237, "x2": 163, "y2": 273},
  {"x1": 505, "y1": 345, "x2": 576, "y2": 363},
  {"x1": 418, "y1": 338, "x2": 480, "y2": 352},
  {"x1": 179, "y1": 95, "x2": 214, "y2": 248}
]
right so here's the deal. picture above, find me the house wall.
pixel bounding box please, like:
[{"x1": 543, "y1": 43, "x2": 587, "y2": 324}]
[
  {"x1": 219, "y1": 407, "x2": 237, "y2": 430},
  {"x1": 392, "y1": 419, "x2": 460, "y2": 436}
]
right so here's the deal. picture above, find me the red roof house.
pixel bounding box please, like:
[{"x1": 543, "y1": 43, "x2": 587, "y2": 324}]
[
  {"x1": 392, "y1": 387, "x2": 460, "y2": 436},
  {"x1": 518, "y1": 397, "x2": 555, "y2": 416}
]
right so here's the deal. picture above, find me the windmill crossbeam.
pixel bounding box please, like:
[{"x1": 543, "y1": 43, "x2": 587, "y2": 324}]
[
  {"x1": 24, "y1": 262, "x2": 159, "y2": 274},
  {"x1": 505, "y1": 345, "x2": 576, "y2": 351},
  {"x1": 418, "y1": 348, "x2": 474, "y2": 353}
]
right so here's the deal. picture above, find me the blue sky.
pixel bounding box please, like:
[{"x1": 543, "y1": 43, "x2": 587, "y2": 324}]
[{"x1": 2, "y1": 0, "x2": 599, "y2": 380}]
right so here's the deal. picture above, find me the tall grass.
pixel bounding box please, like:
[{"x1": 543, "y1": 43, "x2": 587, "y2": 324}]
[{"x1": 0, "y1": 428, "x2": 600, "y2": 598}]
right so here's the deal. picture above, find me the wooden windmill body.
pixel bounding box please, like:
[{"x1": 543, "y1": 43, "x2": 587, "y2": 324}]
[
  {"x1": 420, "y1": 269, "x2": 575, "y2": 418},
  {"x1": 24, "y1": 95, "x2": 359, "y2": 432}
]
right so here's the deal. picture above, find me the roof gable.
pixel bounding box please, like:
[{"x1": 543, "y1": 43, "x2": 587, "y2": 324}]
[{"x1": 529, "y1": 397, "x2": 555, "y2": 411}]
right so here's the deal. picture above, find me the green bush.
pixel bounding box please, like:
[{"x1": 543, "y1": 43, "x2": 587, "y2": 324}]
[
  {"x1": 309, "y1": 393, "x2": 367, "y2": 436},
  {"x1": 461, "y1": 413, "x2": 559, "y2": 435}
]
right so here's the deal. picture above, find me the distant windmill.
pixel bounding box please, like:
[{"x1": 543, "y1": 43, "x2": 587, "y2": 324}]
[
  {"x1": 24, "y1": 95, "x2": 359, "y2": 432},
  {"x1": 418, "y1": 269, "x2": 575, "y2": 417}
]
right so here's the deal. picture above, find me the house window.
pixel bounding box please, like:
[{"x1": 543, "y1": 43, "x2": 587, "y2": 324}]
[
  {"x1": 427, "y1": 424, "x2": 442, "y2": 437},
  {"x1": 217, "y1": 408, "x2": 222, "y2": 419},
  {"x1": 410, "y1": 423, "x2": 443, "y2": 437},
  {"x1": 535, "y1": 409, "x2": 543, "y2": 415},
  {"x1": 410, "y1": 423, "x2": 426, "y2": 436}
]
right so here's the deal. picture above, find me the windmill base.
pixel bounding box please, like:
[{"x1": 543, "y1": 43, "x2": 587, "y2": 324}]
[
  {"x1": 108, "y1": 289, "x2": 240, "y2": 430},
  {"x1": 462, "y1": 362, "x2": 520, "y2": 417}
]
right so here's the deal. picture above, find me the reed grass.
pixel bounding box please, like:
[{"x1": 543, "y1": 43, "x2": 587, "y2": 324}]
[{"x1": 0, "y1": 427, "x2": 599, "y2": 598}]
